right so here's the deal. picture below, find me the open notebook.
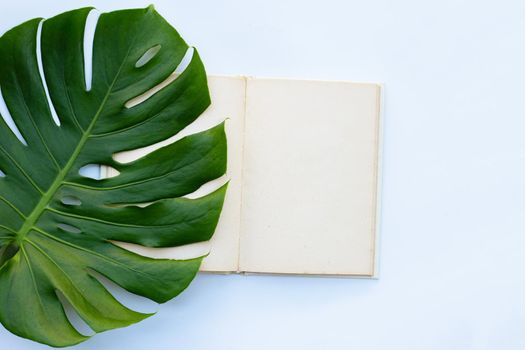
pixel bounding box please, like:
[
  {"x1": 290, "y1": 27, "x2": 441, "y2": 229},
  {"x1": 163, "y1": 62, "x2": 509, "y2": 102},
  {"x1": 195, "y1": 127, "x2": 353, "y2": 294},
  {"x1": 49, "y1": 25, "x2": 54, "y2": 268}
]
[{"x1": 103, "y1": 76, "x2": 382, "y2": 277}]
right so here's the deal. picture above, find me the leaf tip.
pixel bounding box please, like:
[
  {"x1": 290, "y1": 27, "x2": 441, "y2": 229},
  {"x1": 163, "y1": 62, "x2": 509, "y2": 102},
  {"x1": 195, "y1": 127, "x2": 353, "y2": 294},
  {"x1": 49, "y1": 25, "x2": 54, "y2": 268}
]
[{"x1": 145, "y1": 311, "x2": 157, "y2": 318}]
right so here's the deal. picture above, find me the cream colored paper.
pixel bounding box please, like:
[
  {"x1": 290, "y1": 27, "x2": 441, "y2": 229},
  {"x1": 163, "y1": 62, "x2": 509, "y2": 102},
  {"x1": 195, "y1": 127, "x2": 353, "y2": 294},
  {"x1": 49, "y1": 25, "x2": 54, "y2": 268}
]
[
  {"x1": 103, "y1": 75, "x2": 382, "y2": 277},
  {"x1": 239, "y1": 78, "x2": 381, "y2": 276}
]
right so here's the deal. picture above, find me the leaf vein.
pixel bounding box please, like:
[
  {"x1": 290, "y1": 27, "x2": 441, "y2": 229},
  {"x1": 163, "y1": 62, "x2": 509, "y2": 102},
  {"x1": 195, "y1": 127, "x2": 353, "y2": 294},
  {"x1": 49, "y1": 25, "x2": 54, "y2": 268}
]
[
  {"x1": 62, "y1": 68, "x2": 85, "y2": 132},
  {"x1": 11, "y1": 74, "x2": 61, "y2": 170},
  {"x1": 89, "y1": 90, "x2": 184, "y2": 138},
  {"x1": 62, "y1": 146, "x2": 217, "y2": 192},
  {"x1": 20, "y1": 245, "x2": 46, "y2": 310},
  {"x1": 0, "y1": 145, "x2": 43, "y2": 194},
  {"x1": 0, "y1": 225, "x2": 17, "y2": 235},
  {"x1": 46, "y1": 207, "x2": 187, "y2": 229},
  {"x1": 0, "y1": 195, "x2": 26, "y2": 219},
  {"x1": 32, "y1": 227, "x2": 168, "y2": 284}
]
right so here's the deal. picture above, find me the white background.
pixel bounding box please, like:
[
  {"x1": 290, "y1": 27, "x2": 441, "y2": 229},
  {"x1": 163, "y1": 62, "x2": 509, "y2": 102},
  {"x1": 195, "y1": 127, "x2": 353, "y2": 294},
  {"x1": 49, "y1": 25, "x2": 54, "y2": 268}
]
[{"x1": 1, "y1": 1, "x2": 525, "y2": 349}]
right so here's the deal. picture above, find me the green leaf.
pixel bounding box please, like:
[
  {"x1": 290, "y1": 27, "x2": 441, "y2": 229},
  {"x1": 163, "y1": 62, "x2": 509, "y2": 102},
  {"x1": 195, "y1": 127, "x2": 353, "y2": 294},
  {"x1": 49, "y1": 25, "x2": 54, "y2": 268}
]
[{"x1": 0, "y1": 6, "x2": 226, "y2": 347}]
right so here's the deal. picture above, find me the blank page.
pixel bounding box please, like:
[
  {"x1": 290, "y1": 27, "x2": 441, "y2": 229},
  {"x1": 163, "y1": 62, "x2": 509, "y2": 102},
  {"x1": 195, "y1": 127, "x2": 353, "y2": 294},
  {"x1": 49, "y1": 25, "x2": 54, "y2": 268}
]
[
  {"x1": 196, "y1": 76, "x2": 245, "y2": 272},
  {"x1": 239, "y1": 78, "x2": 381, "y2": 276}
]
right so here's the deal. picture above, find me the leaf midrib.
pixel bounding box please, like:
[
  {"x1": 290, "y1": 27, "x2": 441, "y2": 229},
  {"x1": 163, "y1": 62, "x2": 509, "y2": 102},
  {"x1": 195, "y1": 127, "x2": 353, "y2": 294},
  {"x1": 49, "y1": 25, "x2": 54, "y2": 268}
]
[{"x1": 15, "y1": 46, "x2": 133, "y2": 243}]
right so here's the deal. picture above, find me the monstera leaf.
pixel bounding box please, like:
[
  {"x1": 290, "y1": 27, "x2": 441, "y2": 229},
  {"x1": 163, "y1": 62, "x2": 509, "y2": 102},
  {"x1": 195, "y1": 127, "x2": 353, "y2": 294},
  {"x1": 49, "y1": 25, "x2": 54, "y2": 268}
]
[{"x1": 0, "y1": 6, "x2": 226, "y2": 347}]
